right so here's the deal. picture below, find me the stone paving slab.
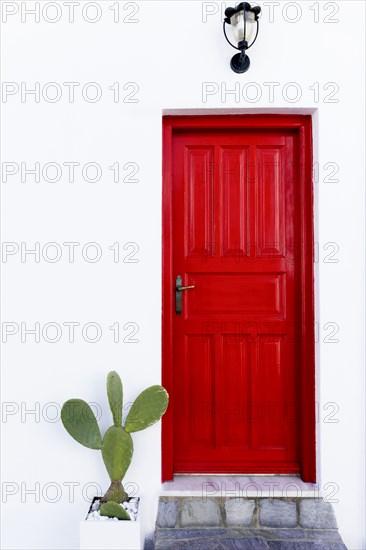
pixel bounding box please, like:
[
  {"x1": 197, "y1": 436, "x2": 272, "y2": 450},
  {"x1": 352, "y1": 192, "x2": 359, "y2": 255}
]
[
  {"x1": 259, "y1": 500, "x2": 297, "y2": 528},
  {"x1": 237, "y1": 529, "x2": 342, "y2": 542},
  {"x1": 181, "y1": 499, "x2": 223, "y2": 527},
  {"x1": 155, "y1": 529, "x2": 237, "y2": 540},
  {"x1": 225, "y1": 498, "x2": 256, "y2": 527},
  {"x1": 268, "y1": 542, "x2": 347, "y2": 550},
  {"x1": 154, "y1": 535, "x2": 269, "y2": 549},
  {"x1": 154, "y1": 528, "x2": 343, "y2": 544},
  {"x1": 305, "y1": 530, "x2": 342, "y2": 542},
  {"x1": 155, "y1": 536, "x2": 347, "y2": 550},
  {"x1": 299, "y1": 500, "x2": 338, "y2": 529},
  {"x1": 238, "y1": 529, "x2": 308, "y2": 541},
  {"x1": 155, "y1": 541, "x2": 348, "y2": 550},
  {"x1": 154, "y1": 497, "x2": 347, "y2": 549},
  {"x1": 156, "y1": 500, "x2": 179, "y2": 528}
]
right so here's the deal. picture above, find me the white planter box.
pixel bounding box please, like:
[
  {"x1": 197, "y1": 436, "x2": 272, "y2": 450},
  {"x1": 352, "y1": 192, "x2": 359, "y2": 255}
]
[{"x1": 80, "y1": 498, "x2": 142, "y2": 550}]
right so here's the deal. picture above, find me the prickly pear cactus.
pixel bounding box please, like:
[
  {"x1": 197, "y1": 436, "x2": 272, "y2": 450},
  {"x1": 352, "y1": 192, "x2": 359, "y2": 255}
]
[
  {"x1": 61, "y1": 400, "x2": 102, "y2": 449},
  {"x1": 61, "y1": 371, "x2": 169, "y2": 519},
  {"x1": 125, "y1": 385, "x2": 170, "y2": 433},
  {"x1": 100, "y1": 501, "x2": 130, "y2": 520}
]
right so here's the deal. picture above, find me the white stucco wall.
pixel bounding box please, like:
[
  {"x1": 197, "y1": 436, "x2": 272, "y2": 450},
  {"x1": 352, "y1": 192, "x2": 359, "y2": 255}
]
[{"x1": 1, "y1": 1, "x2": 365, "y2": 549}]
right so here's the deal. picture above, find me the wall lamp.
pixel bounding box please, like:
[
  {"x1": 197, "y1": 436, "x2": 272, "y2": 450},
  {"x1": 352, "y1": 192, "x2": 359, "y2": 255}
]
[{"x1": 223, "y1": 2, "x2": 261, "y2": 73}]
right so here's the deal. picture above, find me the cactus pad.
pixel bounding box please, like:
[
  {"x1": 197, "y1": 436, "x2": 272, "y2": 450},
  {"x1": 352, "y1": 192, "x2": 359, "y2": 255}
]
[
  {"x1": 61, "y1": 399, "x2": 102, "y2": 449},
  {"x1": 100, "y1": 501, "x2": 131, "y2": 520},
  {"x1": 102, "y1": 426, "x2": 133, "y2": 481},
  {"x1": 125, "y1": 385, "x2": 169, "y2": 433},
  {"x1": 107, "y1": 371, "x2": 123, "y2": 427}
]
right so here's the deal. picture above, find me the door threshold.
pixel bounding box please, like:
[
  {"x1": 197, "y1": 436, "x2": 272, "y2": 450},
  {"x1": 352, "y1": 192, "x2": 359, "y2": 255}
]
[{"x1": 161, "y1": 475, "x2": 319, "y2": 498}]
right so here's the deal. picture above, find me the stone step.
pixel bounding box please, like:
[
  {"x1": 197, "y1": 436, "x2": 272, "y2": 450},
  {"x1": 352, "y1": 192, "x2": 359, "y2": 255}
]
[{"x1": 153, "y1": 497, "x2": 347, "y2": 549}]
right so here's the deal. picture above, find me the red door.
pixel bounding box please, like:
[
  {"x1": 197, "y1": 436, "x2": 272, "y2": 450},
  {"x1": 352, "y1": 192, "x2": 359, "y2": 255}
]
[{"x1": 163, "y1": 116, "x2": 315, "y2": 481}]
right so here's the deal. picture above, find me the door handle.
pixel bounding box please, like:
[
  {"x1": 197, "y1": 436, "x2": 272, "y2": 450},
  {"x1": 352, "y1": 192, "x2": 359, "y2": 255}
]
[
  {"x1": 175, "y1": 275, "x2": 195, "y2": 314},
  {"x1": 177, "y1": 285, "x2": 195, "y2": 291}
]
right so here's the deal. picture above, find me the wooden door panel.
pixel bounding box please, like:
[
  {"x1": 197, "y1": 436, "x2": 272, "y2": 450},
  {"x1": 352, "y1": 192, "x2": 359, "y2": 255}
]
[
  {"x1": 163, "y1": 115, "x2": 315, "y2": 481},
  {"x1": 176, "y1": 334, "x2": 215, "y2": 450},
  {"x1": 216, "y1": 334, "x2": 252, "y2": 449},
  {"x1": 255, "y1": 146, "x2": 286, "y2": 256},
  {"x1": 185, "y1": 146, "x2": 215, "y2": 258},
  {"x1": 186, "y1": 272, "x2": 286, "y2": 318},
  {"x1": 220, "y1": 146, "x2": 250, "y2": 257},
  {"x1": 253, "y1": 336, "x2": 287, "y2": 450}
]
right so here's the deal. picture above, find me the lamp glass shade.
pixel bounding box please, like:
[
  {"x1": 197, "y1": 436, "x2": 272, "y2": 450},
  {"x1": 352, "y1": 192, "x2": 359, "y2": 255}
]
[{"x1": 230, "y1": 8, "x2": 256, "y2": 45}]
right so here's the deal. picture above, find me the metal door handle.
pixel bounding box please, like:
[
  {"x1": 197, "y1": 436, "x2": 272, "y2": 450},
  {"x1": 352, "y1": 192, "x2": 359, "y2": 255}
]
[
  {"x1": 177, "y1": 285, "x2": 195, "y2": 291},
  {"x1": 175, "y1": 275, "x2": 195, "y2": 314}
]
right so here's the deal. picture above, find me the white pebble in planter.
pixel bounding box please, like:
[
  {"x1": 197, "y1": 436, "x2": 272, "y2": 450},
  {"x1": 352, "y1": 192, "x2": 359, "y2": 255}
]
[{"x1": 80, "y1": 497, "x2": 142, "y2": 550}]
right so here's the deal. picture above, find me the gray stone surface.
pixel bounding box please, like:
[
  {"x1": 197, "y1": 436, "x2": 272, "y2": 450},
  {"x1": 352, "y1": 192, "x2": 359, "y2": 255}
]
[
  {"x1": 155, "y1": 529, "x2": 234, "y2": 540},
  {"x1": 225, "y1": 498, "x2": 255, "y2": 527},
  {"x1": 237, "y1": 529, "x2": 307, "y2": 541},
  {"x1": 305, "y1": 530, "x2": 342, "y2": 542},
  {"x1": 235, "y1": 529, "x2": 343, "y2": 543},
  {"x1": 156, "y1": 500, "x2": 179, "y2": 528},
  {"x1": 143, "y1": 535, "x2": 155, "y2": 550},
  {"x1": 259, "y1": 500, "x2": 297, "y2": 528},
  {"x1": 268, "y1": 543, "x2": 346, "y2": 550},
  {"x1": 180, "y1": 499, "x2": 222, "y2": 527},
  {"x1": 299, "y1": 500, "x2": 338, "y2": 530},
  {"x1": 220, "y1": 538, "x2": 269, "y2": 549},
  {"x1": 155, "y1": 535, "x2": 269, "y2": 549},
  {"x1": 154, "y1": 497, "x2": 347, "y2": 550}
]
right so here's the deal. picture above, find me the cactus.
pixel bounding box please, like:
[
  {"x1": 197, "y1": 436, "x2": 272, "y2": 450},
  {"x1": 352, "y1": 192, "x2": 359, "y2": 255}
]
[
  {"x1": 100, "y1": 501, "x2": 130, "y2": 520},
  {"x1": 61, "y1": 371, "x2": 169, "y2": 519}
]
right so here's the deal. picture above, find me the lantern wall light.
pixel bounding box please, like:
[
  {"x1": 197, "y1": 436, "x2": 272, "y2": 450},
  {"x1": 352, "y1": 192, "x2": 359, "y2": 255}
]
[{"x1": 223, "y1": 2, "x2": 261, "y2": 73}]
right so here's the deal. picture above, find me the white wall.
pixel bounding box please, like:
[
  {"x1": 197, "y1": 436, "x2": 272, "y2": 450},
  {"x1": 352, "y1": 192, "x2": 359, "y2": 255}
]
[{"x1": 1, "y1": 1, "x2": 365, "y2": 549}]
